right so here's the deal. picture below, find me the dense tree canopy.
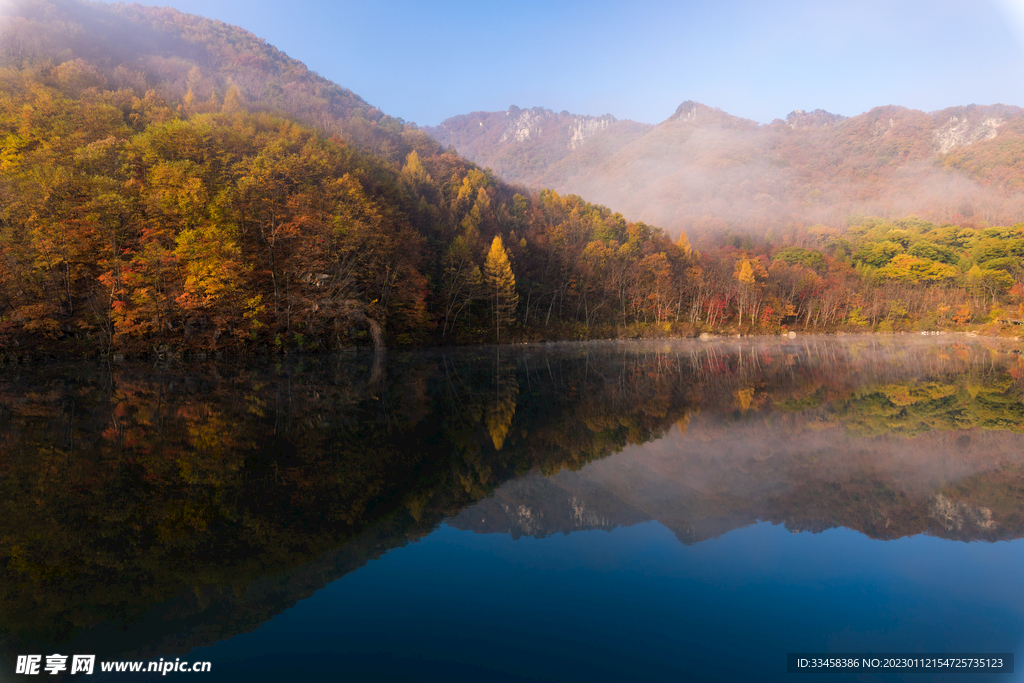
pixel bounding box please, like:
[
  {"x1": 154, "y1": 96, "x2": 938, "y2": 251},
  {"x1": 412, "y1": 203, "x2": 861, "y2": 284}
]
[
  {"x1": 3, "y1": 0, "x2": 1024, "y2": 359},
  {"x1": 0, "y1": 57, "x2": 698, "y2": 354}
]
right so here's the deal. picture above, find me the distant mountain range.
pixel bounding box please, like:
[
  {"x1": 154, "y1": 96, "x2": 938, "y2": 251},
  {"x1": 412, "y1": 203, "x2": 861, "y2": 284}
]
[{"x1": 427, "y1": 101, "x2": 1024, "y2": 239}]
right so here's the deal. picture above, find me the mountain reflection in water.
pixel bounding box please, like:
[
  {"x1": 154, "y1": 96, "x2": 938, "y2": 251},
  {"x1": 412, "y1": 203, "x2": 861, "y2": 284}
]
[{"x1": 1, "y1": 335, "x2": 1023, "y2": 680}]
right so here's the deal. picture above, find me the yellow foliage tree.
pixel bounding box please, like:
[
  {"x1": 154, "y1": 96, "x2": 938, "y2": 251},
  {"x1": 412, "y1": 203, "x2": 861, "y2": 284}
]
[
  {"x1": 676, "y1": 228, "x2": 692, "y2": 256},
  {"x1": 401, "y1": 150, "x2": 431, "y2": 186},
  {"x1": 484, "y1": 235, "x2": 518, "y2": 341},
  {"x1": 736, "y1": 258, "x2": 756, "y2": 285},
  {"x1": 222, "y1": 85, "x2": 242, "y2": 114}
]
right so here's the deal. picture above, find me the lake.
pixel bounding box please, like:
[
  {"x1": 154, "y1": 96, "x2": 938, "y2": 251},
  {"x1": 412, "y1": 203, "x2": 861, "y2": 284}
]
[{"x1": 2, "y1": 335, "x2": 1023, "y2": 682}]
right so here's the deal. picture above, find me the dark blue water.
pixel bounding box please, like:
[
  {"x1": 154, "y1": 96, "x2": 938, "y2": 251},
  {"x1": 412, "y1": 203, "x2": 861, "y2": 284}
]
[
  {"x1": 4, "y1": 337, "x2": 1024, "y2": 682},
  {"x1": 154, "y1": 520, "x2": 1024, "y2": 682}
]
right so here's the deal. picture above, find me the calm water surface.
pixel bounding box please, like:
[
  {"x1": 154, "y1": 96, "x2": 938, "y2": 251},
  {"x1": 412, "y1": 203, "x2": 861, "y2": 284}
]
[{"x1": 2, "y1": 335, "x2": 1024, "y2": 682}]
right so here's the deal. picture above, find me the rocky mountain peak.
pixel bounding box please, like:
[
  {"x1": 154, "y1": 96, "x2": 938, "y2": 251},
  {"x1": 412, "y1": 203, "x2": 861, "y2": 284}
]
[
  {"x1": 784, "y1": 108, "x2": 846, "y2": 129},
  {"x1": 669, "y1": 100, "x2": 713, "y2": 122},
  {"x1": 667, "y1": 100, "x2": 753, "y2": 128},
  {"x1": 930, "y1": 105, "x2": 1014, "y2": 154},
  {"x1": 501, "y1": 105, "x2": 617, "y2": 149}
]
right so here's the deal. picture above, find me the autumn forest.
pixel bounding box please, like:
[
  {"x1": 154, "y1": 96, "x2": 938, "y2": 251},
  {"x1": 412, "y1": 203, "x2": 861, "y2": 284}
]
[{"x1": 3, "y1": 0, "x2": 1024, "y2": 359}]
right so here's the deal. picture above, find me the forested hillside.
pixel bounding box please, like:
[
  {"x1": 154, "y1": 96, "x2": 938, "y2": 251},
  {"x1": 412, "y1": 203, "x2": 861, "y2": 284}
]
[
  {"x1": 0, "y1": 0, "x2": 694, "y2": 355},
  {"x1": 3, "y1": 0, "x2": 1024, "y2": 359}
]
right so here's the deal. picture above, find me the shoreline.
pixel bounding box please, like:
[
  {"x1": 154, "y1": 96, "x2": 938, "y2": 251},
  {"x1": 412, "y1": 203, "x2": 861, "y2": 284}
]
[{"x1": 1, "y1": 327, "x2": 1019, "y2": 366}]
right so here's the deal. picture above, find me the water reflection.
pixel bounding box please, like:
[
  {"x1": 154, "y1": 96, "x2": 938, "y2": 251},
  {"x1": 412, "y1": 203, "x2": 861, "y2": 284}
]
[{"x1": 1, "y1": 335, "x2": 1022, "y2": 672}]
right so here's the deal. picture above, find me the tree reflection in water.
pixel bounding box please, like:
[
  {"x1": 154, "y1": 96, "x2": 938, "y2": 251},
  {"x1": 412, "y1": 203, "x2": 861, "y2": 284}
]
[{"x1": 0, "y1": 335, "x2": 1022, "y2": 664}]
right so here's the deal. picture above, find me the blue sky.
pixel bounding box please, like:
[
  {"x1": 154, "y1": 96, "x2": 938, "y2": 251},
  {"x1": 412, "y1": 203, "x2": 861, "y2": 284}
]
[{"x1": 125, "y1": 0, "x2": 1023, "y2": 126}]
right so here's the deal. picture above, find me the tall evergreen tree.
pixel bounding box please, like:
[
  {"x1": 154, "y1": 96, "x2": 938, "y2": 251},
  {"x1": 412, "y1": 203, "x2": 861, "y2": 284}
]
[{"x1": 484, "y1": 236, "x2": 518, "y2": 341}]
